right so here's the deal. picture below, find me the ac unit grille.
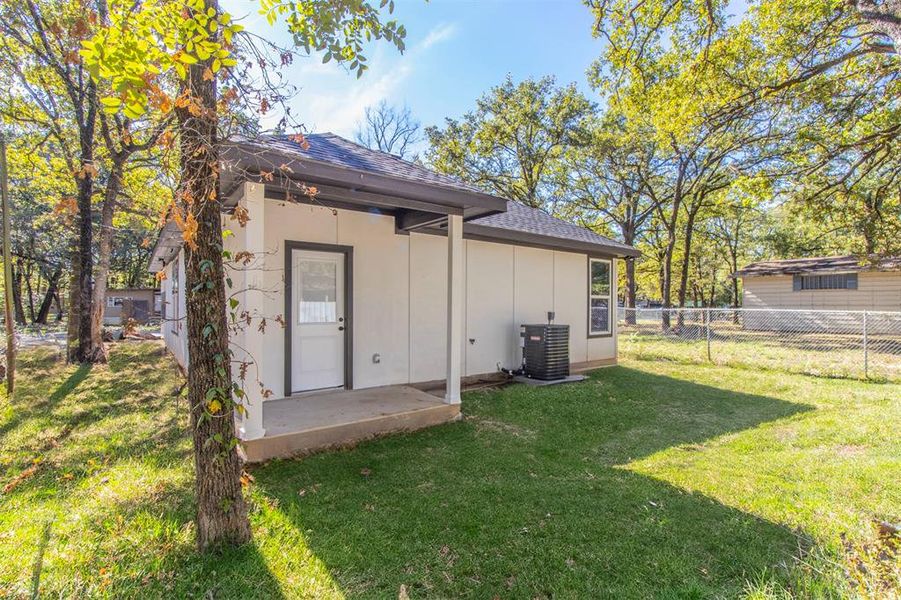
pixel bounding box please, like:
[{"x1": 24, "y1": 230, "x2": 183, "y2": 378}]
[{"x1": 522, "y1": 324, "x2": 570, "y2": 380}]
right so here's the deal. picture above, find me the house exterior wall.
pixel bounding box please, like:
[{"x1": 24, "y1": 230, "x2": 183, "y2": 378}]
[
  {"x1": 164, "y1": 200, "x2": 619, "y2": 396},
  {"x1": 742, "y1": 272, "x2": 901, "y2": 311},
  {"x1": 161, "y1": 255, "x2": 187, "y2": 368}
]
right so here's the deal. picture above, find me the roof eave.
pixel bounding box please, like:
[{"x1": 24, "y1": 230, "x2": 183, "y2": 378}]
[
  {"x1": 221, "y1": 140, "x2": 508, "y2": 213},
  {"x1": 462, "y1": 223, "x2": 641, "y2": 258}
]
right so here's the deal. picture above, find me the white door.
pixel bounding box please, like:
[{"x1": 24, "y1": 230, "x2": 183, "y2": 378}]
[{"x1": 291, "y1": 249, "x2": 346, "y2": 393}]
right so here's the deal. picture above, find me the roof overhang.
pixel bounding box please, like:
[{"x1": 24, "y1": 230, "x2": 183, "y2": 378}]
[
  {"x1": 418, "y1": 222, "x2": 641, "y2": 258},
  {"x1": 150, "y1": 140, "x2": 509, "y2": 272}
]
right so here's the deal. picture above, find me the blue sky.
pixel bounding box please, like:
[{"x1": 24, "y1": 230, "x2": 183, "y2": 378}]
[{"x1": 222, "y1": 0, "x2": 606, "y2": 140}]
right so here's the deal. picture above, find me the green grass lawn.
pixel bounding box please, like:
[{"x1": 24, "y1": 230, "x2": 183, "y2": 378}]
[{"x1": 1, "y1": 342, "x2": 899, "y2": 598}]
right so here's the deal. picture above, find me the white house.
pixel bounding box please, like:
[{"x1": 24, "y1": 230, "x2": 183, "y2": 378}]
[{"x1": 150, "y1": 133, "x2": 639, "y2": 461}]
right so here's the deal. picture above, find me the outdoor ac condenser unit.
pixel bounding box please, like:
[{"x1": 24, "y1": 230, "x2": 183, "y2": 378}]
[{"x1": 520, "y1": 322, "x2": 570, "y2": 380}]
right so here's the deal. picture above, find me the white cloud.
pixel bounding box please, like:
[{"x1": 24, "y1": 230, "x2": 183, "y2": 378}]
[
  {"x1": 418, "y1": 22, "x2": 458, "y2": 51},
  {"x1": 290, "y1": 22, "x2": 459, "y2": 136}
]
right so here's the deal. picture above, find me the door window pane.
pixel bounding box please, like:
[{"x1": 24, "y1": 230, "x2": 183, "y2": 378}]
[
  {"x1": 591, "y1": 260, "x2": 610, "y2": 296},
  {"x1": 298, "y1": 259, "x2": 337, "y2": 323}
]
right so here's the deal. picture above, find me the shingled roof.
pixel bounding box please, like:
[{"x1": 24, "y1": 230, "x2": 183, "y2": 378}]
[
  {"x1": 234, "y1": 133, "x2": 638, "y2": 257},
  {"x1": 468, "y1": 201, "x2": 640, "y2": 257},
  {"x1": 734, "y1": 255, "x2": 901, "y2": 277},
  {"x1": 240, "y1": 132, "x2": 488, "y2": 196},
  {"x1": 151, "y1": 133, "x2": 639, "y2": 270}
]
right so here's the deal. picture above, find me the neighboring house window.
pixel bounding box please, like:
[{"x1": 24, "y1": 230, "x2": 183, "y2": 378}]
[
  {"x1": 793, "y1": 273, "x2": 858, "y2": 291},
  {"x1": 107, "y1": 296, "x2": 124, "y2": 308},
  {"x1": 589, "y1": 258, "x2": 612, "y2": 335}
]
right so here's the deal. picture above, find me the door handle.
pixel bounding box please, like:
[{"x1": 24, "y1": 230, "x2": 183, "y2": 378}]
[{"x1": 338, "y1": 326, "x2": 345, "y2": 331}]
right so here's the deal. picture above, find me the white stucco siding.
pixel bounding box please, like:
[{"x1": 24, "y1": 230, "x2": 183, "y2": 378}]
[
  {"x1": 553, "y1": 250, "x2": 589, "y2": 364},
  {"x1": 511, "y1": 246, "x2": 558, "y2": 368},
  {"x1": 742, "y1": 272, "x2": 901, "y2": 311},
  {"x1": 410, "y1": 233, "x2": 448, "y2": 382},
  {"x1": 338, "y1": 209, "x2": 411, "y2": 389},
  {"x1": 465, "y1": 240, "x2": 515, "y2": 376},
  {"x1": 162, "y1": 200, "x2": 621, "y2": 396},
  {"x1": 161, "y1": 255, "x2": 188, "y2": 368}
]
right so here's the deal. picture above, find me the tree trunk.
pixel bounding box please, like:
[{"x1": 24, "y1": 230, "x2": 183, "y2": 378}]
[
  {"x1": 35, "y1": 268, "x2": 62, "y2": 325},
  {"x1": 624, "y1": 257, "x2": 637, "y2": 324},
  {"x1": 24, "y1": 263, "x2": 36, "y2": 323},
  {"x1": 87, "y1": 163, "x2": 124, "y2": 363},
  {"x1": 53, "y1": 291, "x2": 62, "y2": 320},
  {"x1": 621, "y1": 226, "x2": 637, "y2": 325},
  {"x1": 74, "y1": 77, "x2": 99, "y2": 363},
  {"x1": 180, "y1": 0, "x2": 251, "y2": 550},
  {"x1": 660, "y1": 186, "x2": 684, "y2": 329},
  {"x1": 66, "y1": 243, "x2": 80, "y2": 362},
  {"x1": 677, "y1": 209, "x2": 699, "y2": 310},
  {"x1": 11, "y1": 261, "x2": 26, "y2": 325}
]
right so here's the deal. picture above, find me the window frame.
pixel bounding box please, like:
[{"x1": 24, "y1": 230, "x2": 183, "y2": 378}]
[
  {"x1": 793, "y1": 272, "x2": 858, "y2": 291},
  {"x1": 587, "y1": 257, "x2": 613, "y2": 338}
]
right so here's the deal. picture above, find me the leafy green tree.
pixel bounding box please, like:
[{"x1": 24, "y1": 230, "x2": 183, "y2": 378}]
[
  {"x1": 426, "y1": 76, "x2": 594, "y2": 210},
  {"x1": 0, "y1": 0, "x2": 102, "y2": 358},
  {"x1": 82, "y1": 0, "x2": 407, "y2": 549},
  {"x1": 557, "y1": 115, "x2": 660, "y2": 314}
]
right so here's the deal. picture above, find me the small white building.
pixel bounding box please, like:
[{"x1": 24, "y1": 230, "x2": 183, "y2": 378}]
[{"x1": 150, "y1": 134, "x2": 638, "y2": 461}]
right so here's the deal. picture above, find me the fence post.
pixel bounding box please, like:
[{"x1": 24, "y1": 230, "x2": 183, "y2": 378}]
[
  {"x1": 863, "y1": 310, "x2": 868, "y2": 379},
  {"x1": 706, "y1": 307, "x2": 712, "y2": 362}
]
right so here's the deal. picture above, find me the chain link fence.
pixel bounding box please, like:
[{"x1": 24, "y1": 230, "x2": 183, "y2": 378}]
[{"x1": 618, "y1": 307, "x2": 901, "y2": 381}]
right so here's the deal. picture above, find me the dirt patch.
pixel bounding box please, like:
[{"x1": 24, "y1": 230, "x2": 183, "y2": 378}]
[
  {"x1": 841, "y1": 519, "x2": 901, "y2": 597},
  {"x1": 467, "y1": 416, "x2": 535, "y2": 439},
  {"x1": 834, "y1": 444, "x2": 868, "y2": 458}
]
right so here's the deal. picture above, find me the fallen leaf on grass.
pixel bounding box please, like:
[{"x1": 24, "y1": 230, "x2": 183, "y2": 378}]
[{"x1": 398, "y1": 584, "x2": 410, "y2": 600}]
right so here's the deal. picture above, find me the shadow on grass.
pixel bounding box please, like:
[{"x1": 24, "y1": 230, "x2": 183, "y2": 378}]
[
  {"x1": 0, "y1": 355, "x2": 91, "y2": 443},
  {"x1": 251, "y1": 366, "x2": 815, "y2": 598},
  {"x1": 2, "y1": 343, "x2": 289, "y2": 599}
]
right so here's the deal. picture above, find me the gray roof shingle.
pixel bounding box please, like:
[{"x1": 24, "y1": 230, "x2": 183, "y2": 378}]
[
  {"x1": 735, "y1": 255, "x2": 901, "y2": 277},
  {"x1": 151, "y1": 133, "x2": 640, "y2": 270},
  {"x1": 470, "y1": 201, "x2": 639, "y2": 256},
  {"x1": 253, "y1": 133, "x2": 487, "y2": 195}
]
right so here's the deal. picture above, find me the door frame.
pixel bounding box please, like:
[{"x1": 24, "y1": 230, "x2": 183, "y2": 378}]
[{"x1": 284, "y1": 240, "x2": 354, "y2": 395}]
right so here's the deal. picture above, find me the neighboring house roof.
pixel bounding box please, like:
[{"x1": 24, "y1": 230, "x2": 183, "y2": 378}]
[
  {"x1": 150, "y1": 133, "x2": 639, "y2": 270},
  {"x1": 734, "y1": 255, "x2": 901, "y2": 277}
]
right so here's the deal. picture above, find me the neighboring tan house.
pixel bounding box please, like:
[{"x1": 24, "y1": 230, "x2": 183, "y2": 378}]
[
  {"x1": 733, "y1": 255, "x2": 901, "y2": 333},
  {"x1": 148, "y1": 133, "x2": 639, "y2": 461},
  {"x1": 735, "y1": 255, "x2": 901, "y2": 312},
  {"x1": 104, "y1": 287, "x2": 162, "y2": 325}
]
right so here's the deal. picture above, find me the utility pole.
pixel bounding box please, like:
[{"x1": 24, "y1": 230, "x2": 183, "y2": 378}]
[{"x1": 0, "y1": 136, "x2": 14, "y2": 394}]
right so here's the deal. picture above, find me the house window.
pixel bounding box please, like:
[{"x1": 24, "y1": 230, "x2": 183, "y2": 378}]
[
  {"x1": 589, "y1": 258, "x2": 612, "y2": 335},
  {"x1": 107, "y1": 296, "x2": 124, "y2": 308},
  {"x1": 794, "y1": 273, "x2": 857, "y2": 291}
]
